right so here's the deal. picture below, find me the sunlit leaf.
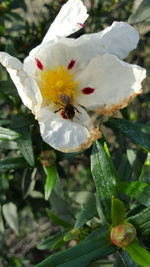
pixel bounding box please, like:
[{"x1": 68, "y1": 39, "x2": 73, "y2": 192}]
[
  {"x1": 128, "y1": 0, "x2": 150, "y2": 24},
  {"x1": 0, "y1": 126, "x2": 20, "y2": 140},
  {"x1": 22, "y1": 168, "x2": 37, "y2": 199},
  {"x1": 111, "y1": 197, "x2": 126, "y2": 227},
  {"x1": 0, "y1": 140, "x2": 18, "y2": 149},
  {"x1": 2, "y1": 202, "x2": 19, "y2": 235},
  {"x1": 44, "y1": 165, "x2": 58, "y2": 200},
  {"x1": 119, "y1": 181, "x2": 150, "y2": 207},
  {"x1": 125, "y1": 240, "x2": 150, "y2": 267}
]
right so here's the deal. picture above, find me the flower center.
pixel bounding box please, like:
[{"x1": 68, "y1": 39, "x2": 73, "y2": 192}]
[{"x1": 39, "y1": 65, "x2": 78, "y2": 106}]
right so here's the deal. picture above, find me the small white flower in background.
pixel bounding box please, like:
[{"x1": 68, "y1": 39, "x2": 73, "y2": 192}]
[{"x1": 0, "y1": 0, "x2": 146, "y2": 153}]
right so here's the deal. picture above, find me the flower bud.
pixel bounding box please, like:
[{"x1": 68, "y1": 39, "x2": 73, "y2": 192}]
[
  {"x1": 110, "y1": 222, "x2": 136, "y2": 248},
  {"x1": 39, "y1": 150, "x2": 57, "y2": 166}
]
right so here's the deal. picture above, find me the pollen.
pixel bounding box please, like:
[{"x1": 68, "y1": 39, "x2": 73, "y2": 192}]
[{"x1": 39, "y1": 66, "x2": 78, "y2": 106}]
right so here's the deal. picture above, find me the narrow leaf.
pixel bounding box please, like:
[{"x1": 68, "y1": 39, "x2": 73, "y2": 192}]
[
  {"x1": 0, "y1": 140, "x2": 18, "y2": 149},
  {"x1": 0, "y1": 80, "x2": 18, "y2": 97},
  {"x1": 139, "y1": 153, "x2": 150, "y2": 184},
  {"x1": 16, "y1": 126, "x2": 35, "y2": 167},
  {"x1": 119, "y1": 181, "x2": 150, "y2": 207},
  {"x1": 2, "y1": 203, "x2": 19, "y2": 235},
  {"x1": 10, "y1": 114, "x2": 35, "y2": 128},
  {"x1": 118, "y1": 250, "x2": 139, "y2": 267},
  {"x1": 22, "y1": 168, "x2": 37, "y2": 199},
  {"x1": 128, "y1": 0, "x2": 150, "y2": 24},
  {"x1": 0, "y1": 205, "x2": 4, "y2": 233},
  {"x1": 111, "y1": 198, "x2": 126, "y2": 227},
  {"x1": 46, "y1": 208, "x2": 72, "y2": 228},
  {"x1": 37, "y1": 229, "x2": 69, "y2": 250},
  {"x1": 44, "y1": 165, "x2": 57, "y2": 200},
  {"x1": 0, "y1": 157, "x2": 29, "y2": 170},
  {"x1": 91, "y1": 140, "x2": 118, "y2": 223},
  {"x1": 128, "y1": 206, "x2": 150, "y2": 236},
  {"x1": 74, "y1": 197, "x2": 97, "y2": 229},
  {"x1": 125, "y1": 240, "x2": 150, "y2": 267},
  {"x1": 108, "y1": 118, "x2": 150, "y2": 152},
  {"x1": 34, "y1": 228, "x2": 116, "y2": 267},
  {"x1": 0, "y1": 126, "x2": 20, "y2": 140}
]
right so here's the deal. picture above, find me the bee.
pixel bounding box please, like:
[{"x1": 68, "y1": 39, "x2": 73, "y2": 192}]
[{"x1": 55, "y1": 94, "x2": 80, "y2": 120}]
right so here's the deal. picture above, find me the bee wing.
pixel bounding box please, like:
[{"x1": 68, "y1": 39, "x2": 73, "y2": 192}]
[{"x1": 59, "y1": 94, "x2": 71, "y2": 104}]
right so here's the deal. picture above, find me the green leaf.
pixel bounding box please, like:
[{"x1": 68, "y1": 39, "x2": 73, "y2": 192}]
[
  {"x1": 108, "y1": 118, "x2": 150, "y2": 152},
  {"x1": 139, "y1": 153, "x2": 150, "y2": 184},
  {"x1": 46, "y1": 208, "x2": 72, "y2": 228},
  {"x1": 22, "y1": 168, "x2": 37, "y2": 199},
  {"x1": 0, "y1": 205, "x2": 5, "y2": 233},
  {"x1": 0, "y1": 157, "x2": 29, "y2": 170},
  {"x1": 111, "y1": 198, "x2": 126, "y2": 227},
  {"x1": 128, "y1": 0, "x2": 150, "y2": 24},
  {"x1": 91, "y1": 140, "x2": 118, "y2": 223},
  {"x1": 10, "y1": 114, "x2": 35, "y2": 128},
  {"x1": 119, "y1": 181, "x2": 150, "y2": 207},
  {"x1": 128, "y1": 206, "x2": 150, "y2": 236},
  {"x1": 118, "y1": 154, "x2": 132, "y2": 181},
  {"x1": 44, "y1": 165, "x2": 58, "y2": 200},
  {"x1": 0, "y1": 126, "x2": 20, "y2": 140},
  {"x1": 136, "y1": 123, "x2": 150, "y2": 135},
  {"x1": 34, "y1": 228, "x2": 116, "y2": 267},
  {"x1": 16, "y1": 126, "x2": 35, "y2": 167},
  {"x1": 0, "y1": 80, "x2": 18, "y2": 97},
  {"x1": 0, "y1": 140, "x2": 18, "y2": 150},
  {"x1": 2, "y1": 202, "x2": 19, "y2": 235},
  {"x1": 118, "y1": 250, "x2": 139, "y2": 267},
  {"x1": 125, "y1": 240, "x2": 150, "y2": 267},
  {"x1": 37, "y1": 229, "x2": 69, "y2": 250},
  {"x1": 74, "y1": 196, "x2": 97, "y2": 229}
]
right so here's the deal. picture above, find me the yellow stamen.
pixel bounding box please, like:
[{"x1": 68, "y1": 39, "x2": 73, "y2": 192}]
[{"x1": 39, "y1": 65, "x2": 78, "y2": 105}]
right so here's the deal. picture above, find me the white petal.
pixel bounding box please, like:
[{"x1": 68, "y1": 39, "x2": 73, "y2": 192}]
[
  {"x1": 42, "y1": 0, "x2": 88, "y2": 43},
  {"x1": 0, "y1": 52, "x2": 42, "y2": 114},
  {"x1": 25, "y1": 21, "x2": 139, "y2": 76},
  {"x1": 71, "y1": 21, "x2": 139, "y2": 60},
  {"x1": 37, "y1": 106, "x2": 100, "y2": 153},
  {"x1": 75, "y1": 54, "x2": 146, "y2": 114}
]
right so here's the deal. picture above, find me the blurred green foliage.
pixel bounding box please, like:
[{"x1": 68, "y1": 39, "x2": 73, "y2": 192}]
[{"x1": 0, "y1": 0, "x2": 150, "y2": 266}]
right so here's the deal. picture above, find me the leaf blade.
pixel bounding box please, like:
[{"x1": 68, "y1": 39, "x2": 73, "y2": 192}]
[
  {"x1": 107, "y1": 118, "x2": 150, "y2": 152},
  {"x1": 91, "y1": 140, "x2": 118, "y2": 223},
  {"x1": 34, "y1": 228, "x2": 116, "y2": 267},
  {"x1": 0, "y1": 126, "x2": 20, "y2": 140},
  {"x1": 44, "y1": 165, "x2": 58, "y2": 201},
  {"x1": 119, "y1": 181, "x2": 150, "y2": 207}
]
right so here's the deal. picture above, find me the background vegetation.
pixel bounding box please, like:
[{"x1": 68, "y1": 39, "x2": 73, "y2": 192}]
[{"x1": 0, "y1": 0, "x2": 150, "y2": 266}]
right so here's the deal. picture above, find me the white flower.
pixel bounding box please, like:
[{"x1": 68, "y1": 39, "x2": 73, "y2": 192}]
[{"x1": 0, "y1": 0, "x2": 146, "y2": 153}]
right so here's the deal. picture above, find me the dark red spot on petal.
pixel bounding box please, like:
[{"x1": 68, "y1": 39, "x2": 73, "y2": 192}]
[
  {"x1": 60, "y1": 110, "x2": 68, "y2": 119},
  {"x1": 67, "y1": 59, "x2": 76, "y2": 70},
  {"x1": 81, "y1": 87, "x2": 95, "y2": 95},
  {"x1": 35, "y1": 58, "x2": 44, "y2": 70},
  {"x1": 77, "y1": 22, "x2": 84, "y2": 27}
]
